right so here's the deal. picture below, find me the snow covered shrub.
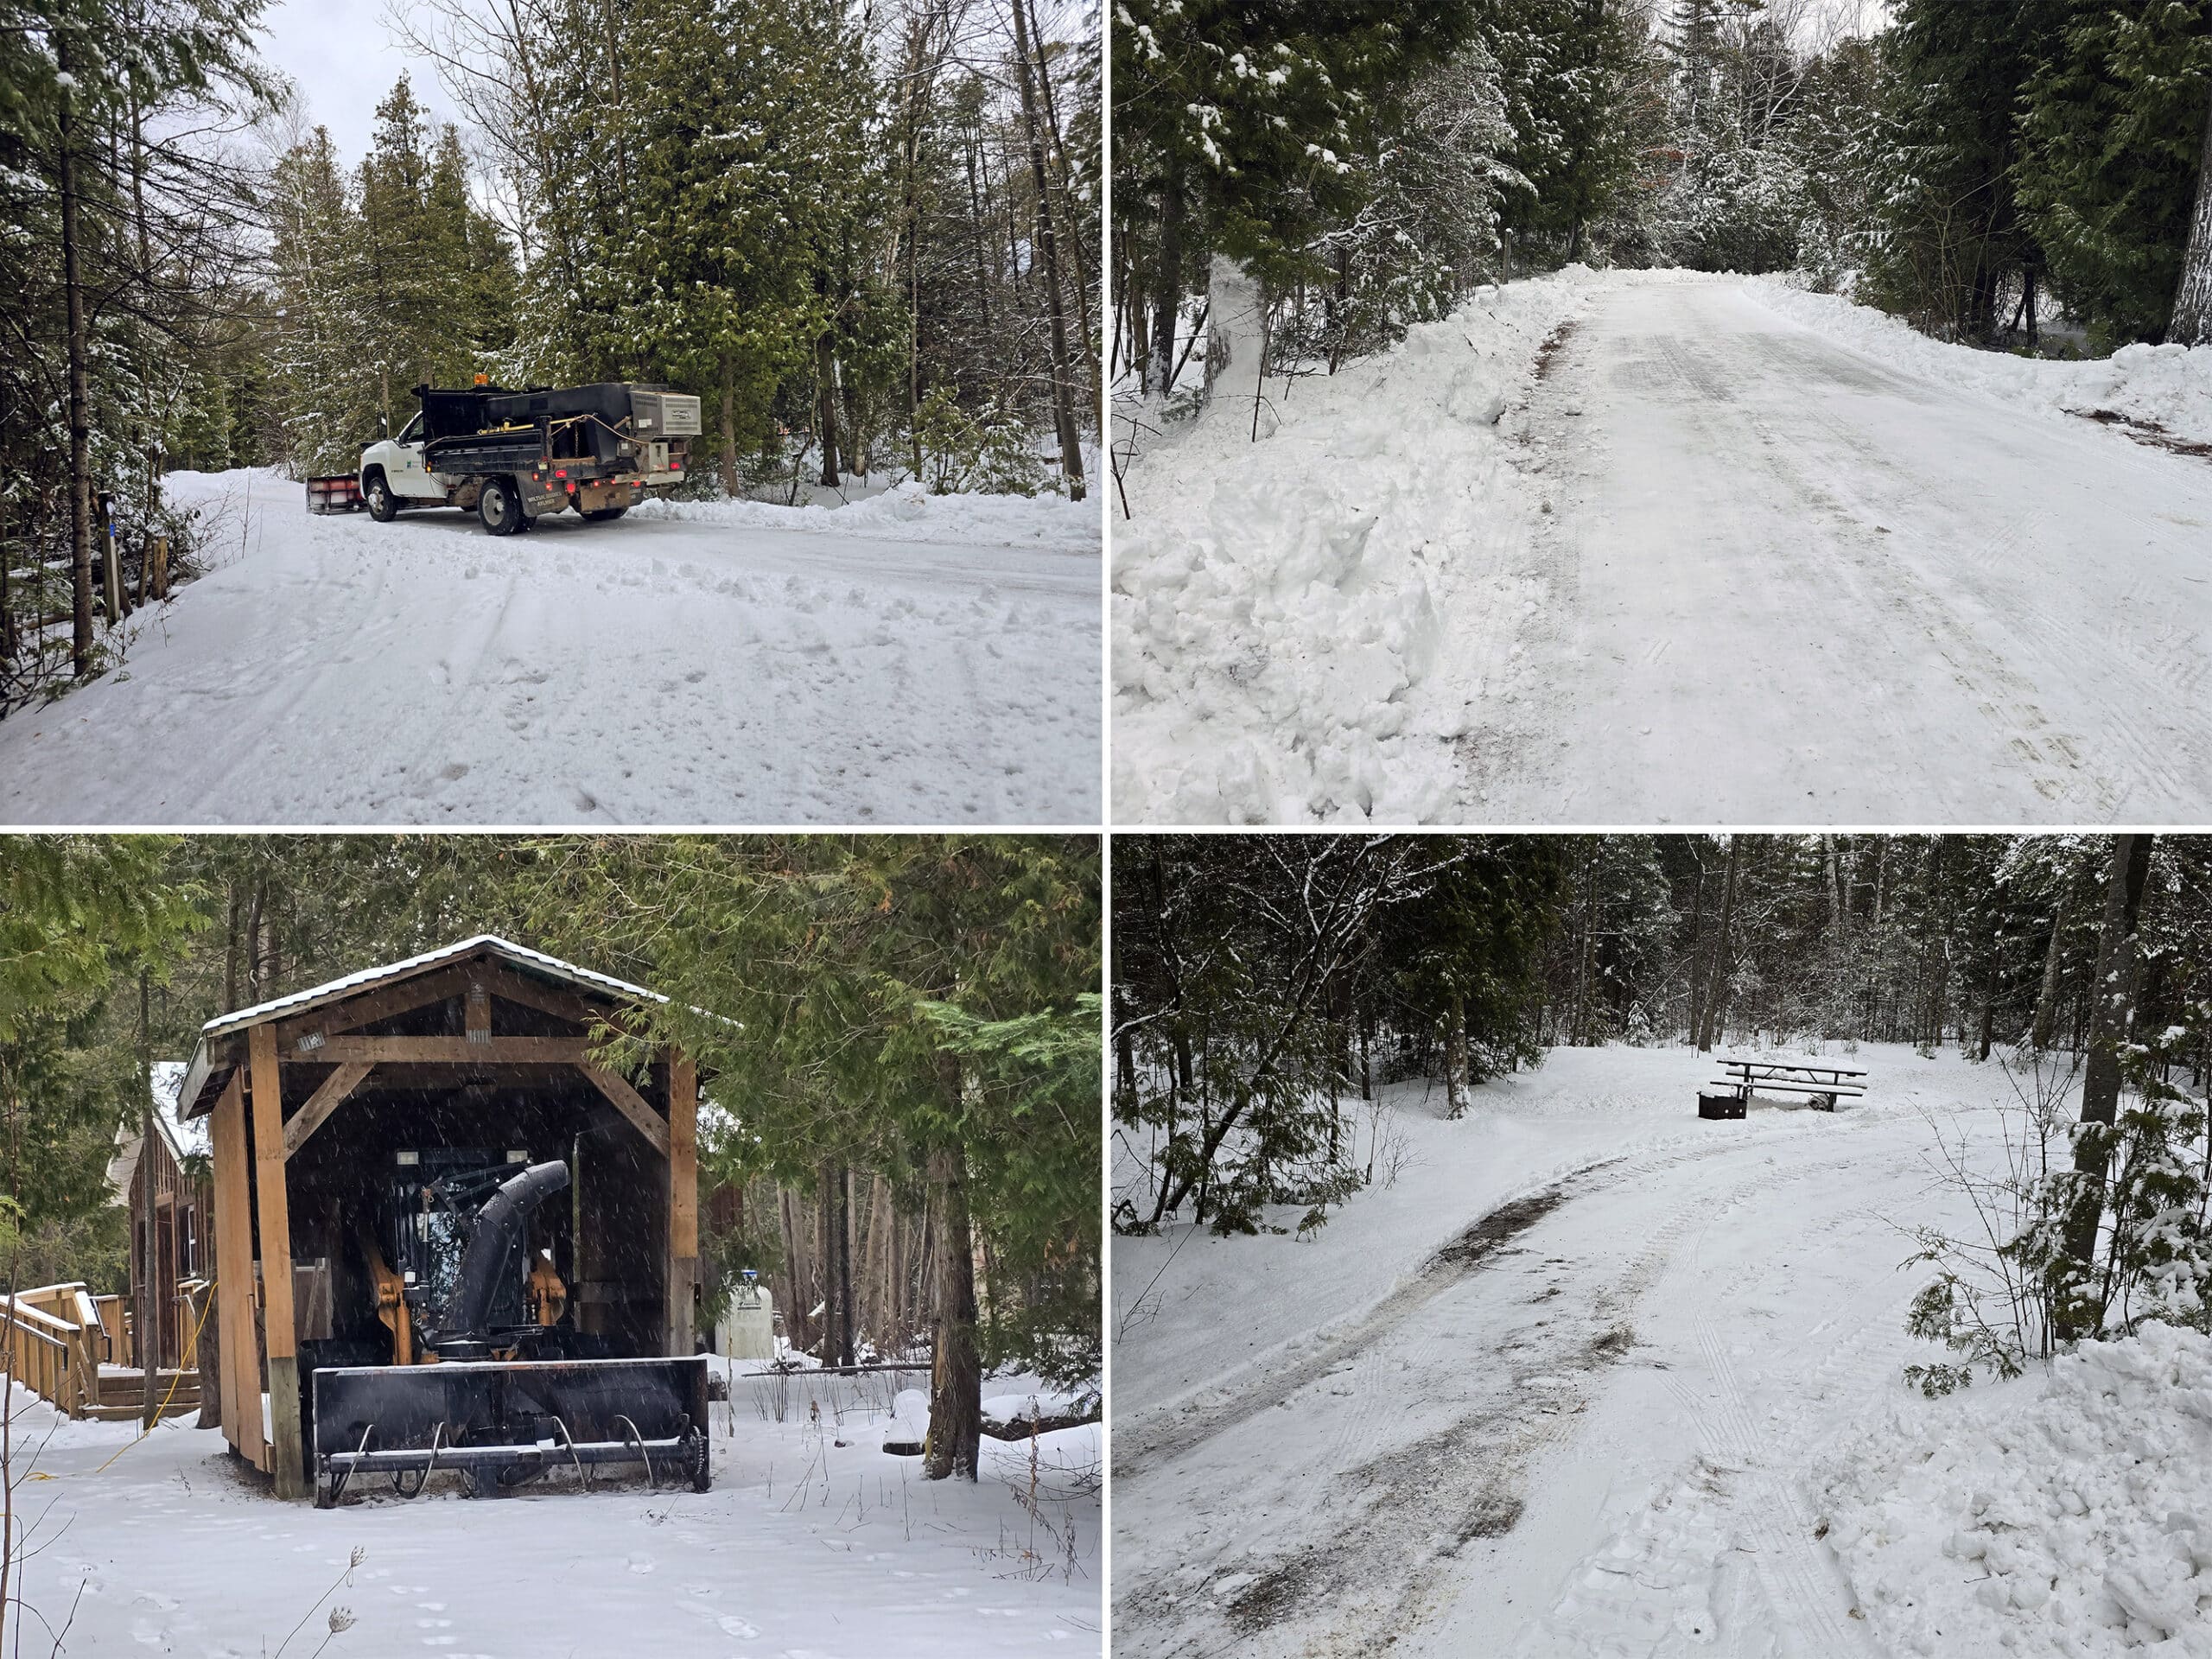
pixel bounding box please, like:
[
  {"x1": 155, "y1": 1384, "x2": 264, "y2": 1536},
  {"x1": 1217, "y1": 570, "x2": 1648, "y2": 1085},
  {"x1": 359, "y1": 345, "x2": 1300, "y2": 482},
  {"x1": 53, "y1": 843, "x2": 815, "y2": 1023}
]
[
  {"x1": 913, "y1": 390, "x2": 1052, "y2": 496},
  {"x1": 1900, "y1": 1046, "x2": 2078, "y2": 1387},
  {"x1": 1908, "y1": 1019, "x2": 2212, "y2": 1391}
]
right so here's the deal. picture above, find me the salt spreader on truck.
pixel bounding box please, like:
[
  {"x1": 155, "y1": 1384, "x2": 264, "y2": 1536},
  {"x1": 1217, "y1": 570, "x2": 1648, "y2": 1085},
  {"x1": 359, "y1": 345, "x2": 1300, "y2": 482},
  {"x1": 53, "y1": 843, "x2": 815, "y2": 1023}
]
[{"x1": 355, "y1": 379, "x2": 703, "y2": 535}]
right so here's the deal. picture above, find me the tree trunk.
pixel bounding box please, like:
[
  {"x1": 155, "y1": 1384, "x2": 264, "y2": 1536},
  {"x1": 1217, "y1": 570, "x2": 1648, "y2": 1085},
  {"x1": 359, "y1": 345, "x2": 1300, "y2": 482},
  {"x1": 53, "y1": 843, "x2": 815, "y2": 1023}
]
[
  {"x1": 1006, "y1": 0, "x2": 1085, "y2": 499},
  {"x1": 1445, "y1": 1001, "x2": 1469, "y2": 1119},
  {"x1": 2054, "y1": 834, "x2": 2154, "y2": 1341},
  {"x1": 1151, "y1": 153, "x2": 1184, "y2": 393},
  {"x1": 815, "y1": 333, "x2": 842, "y2": 487},
  {"x1": 1700, "y1": 839, "x2": 1741, "y2": 1052},
  {"x1": 719, "y1": 357, "x2": 741, "y2": 499},
  {"x1": 835, "y1": 1164, "x2": 855, "y2": 1369},
  {"x1": 2032, "y1": 868, "x2": 2075, "y2": 1049},
  {"x1": 58, "y1": 57, "x2": 95, "y2": 678},
  {"x1": 137, "y1": 972, "x2": 160, "y2": 1426},
  {"x1": 921, "y1": 1128, "x2": 980, "y2": 1480},
  {"x1": 2170, "y1": 80, "x2": 2212, "y2": 346}
]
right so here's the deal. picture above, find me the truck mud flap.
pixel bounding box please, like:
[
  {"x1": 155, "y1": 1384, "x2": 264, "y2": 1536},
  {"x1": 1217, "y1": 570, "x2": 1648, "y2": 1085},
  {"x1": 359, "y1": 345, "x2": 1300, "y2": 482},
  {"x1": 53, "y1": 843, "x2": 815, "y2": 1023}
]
[
  {"x1": 312, "y1": 1355, "x2": 709, "y2": 1505},
  {"x1": 519, "y1": 477, "x2": 567, "y2": 517}
]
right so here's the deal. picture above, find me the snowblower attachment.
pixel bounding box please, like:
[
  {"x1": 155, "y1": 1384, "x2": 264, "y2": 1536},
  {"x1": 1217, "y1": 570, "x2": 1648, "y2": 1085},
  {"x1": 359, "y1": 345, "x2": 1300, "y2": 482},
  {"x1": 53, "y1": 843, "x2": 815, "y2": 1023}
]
[
  {"x1": 308, "y1": 1159, "x2": 709, "y2": 1506},
  {"x1": 311, "y1": 1353, "x2": 709, "y2": 1505}
]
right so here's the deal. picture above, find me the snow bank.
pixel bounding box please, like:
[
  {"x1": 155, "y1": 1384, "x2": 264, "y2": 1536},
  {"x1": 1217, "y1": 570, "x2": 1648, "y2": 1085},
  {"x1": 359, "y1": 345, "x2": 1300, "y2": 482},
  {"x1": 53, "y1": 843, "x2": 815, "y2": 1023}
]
[
  {"x1": 1742, "y1": 276, "x2": 2212, "y2": 449},
  {"x1": 1820, "y1": 1321, "x2": 2212, "y2": 1657},
  {"x1": 1111, "y1": 268, "x2": 1597, "y2": 823},
  {"x1": 633, "y1": 480, "x2": 1099, "y2": 554}
]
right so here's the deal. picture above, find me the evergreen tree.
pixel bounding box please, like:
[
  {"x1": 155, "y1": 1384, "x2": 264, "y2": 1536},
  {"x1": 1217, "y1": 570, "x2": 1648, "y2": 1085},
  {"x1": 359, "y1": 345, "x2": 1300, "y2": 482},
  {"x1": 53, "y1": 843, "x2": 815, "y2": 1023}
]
[{"x1": 2017, "y1": 0, "x2": 2212, "y2": 348}]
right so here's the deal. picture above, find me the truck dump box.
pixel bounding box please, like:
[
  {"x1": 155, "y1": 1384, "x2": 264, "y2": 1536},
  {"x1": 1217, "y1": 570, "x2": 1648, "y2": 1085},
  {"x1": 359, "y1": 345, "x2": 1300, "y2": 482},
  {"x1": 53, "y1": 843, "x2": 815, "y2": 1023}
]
[
  {"x1": 417, "y1": 382, "x2": 700, "y2": 474},
  {"x1": 312, "y1": 1354, "x2": 710, "y2": 1505}
]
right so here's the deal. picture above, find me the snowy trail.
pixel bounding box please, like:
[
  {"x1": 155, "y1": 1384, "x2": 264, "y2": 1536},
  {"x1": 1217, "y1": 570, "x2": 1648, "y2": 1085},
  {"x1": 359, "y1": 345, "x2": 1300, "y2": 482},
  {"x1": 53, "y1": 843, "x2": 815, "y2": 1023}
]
[
  {"x1": 0, "y1": 469, "x2": 1099, "y2": 825},
  {"x1": 1111, "y1": 1084, "x2": 1991, "y2": 1659},
  {"x1": 1470, "y1": 277, "x2": 2212, "y2": 823}
]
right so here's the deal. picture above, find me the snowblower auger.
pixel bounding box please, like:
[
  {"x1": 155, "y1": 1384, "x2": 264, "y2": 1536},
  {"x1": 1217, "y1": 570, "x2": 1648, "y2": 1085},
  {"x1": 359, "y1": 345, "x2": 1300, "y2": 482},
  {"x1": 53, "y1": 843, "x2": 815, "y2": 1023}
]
[
  {"x1": 308, "y1": 1159, "x2": 710, "y2": 1507},
  {"x1": 311, "y1": 1354, "x2": 710, "y2": 1506}
]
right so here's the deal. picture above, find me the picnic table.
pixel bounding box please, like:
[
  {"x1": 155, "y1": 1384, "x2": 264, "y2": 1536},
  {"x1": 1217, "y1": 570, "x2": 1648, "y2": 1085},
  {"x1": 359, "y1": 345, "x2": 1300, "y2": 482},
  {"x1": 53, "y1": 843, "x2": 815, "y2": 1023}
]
[{"x1": 1700, "y1": 1058, "x2": 1867, "y2": 1119}]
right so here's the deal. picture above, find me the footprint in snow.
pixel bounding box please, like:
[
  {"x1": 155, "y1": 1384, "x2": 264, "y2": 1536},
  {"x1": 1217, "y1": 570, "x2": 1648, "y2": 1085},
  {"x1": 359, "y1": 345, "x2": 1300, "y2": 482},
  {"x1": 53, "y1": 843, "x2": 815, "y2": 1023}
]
[
  {"x1": 626, "y1": 1556, "x2": 656, "y2": 1573},
  {"x1": 717, "y1": 1615, "x2": 761, "y2": 1637},
  {"x1": 132, "y1": 1592, "x2": 181, "y2": 1611}
]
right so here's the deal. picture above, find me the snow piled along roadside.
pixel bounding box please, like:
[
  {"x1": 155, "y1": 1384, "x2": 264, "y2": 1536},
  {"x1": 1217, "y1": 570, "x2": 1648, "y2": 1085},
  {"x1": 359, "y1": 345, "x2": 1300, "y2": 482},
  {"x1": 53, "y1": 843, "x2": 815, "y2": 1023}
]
[
  {"x1": 1111, "y1": 268, "x2": 1594, "y2": 823},
  {"x1": 1820, "y1": 1321, "x2": 2212, "y2": 1658},
  {"x1": 633, "y1": 480, "x2": 1098, "y2": 553},
  {"x1": 1742, "y1": 276, "x2": 2212, "y2": 448}
]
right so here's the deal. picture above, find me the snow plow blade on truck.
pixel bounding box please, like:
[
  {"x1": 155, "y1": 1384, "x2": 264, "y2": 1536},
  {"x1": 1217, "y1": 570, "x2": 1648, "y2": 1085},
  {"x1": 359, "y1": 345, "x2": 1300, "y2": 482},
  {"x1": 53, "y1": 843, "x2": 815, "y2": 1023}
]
[{"x1": 359, "y1": 379, "x2": 702, "y2": 535}]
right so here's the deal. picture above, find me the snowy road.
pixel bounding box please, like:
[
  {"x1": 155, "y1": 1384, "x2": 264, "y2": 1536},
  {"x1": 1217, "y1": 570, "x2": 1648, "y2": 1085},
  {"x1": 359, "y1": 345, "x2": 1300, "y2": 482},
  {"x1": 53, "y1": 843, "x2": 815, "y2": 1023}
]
[
  {"x1": 1474, "y1": 279, "x2": 2212, "y2": 823},
  {"x1": 1112, "y1": 1054, "x2": 1999, "y2": 1659},
  {"x1": 0, "y1": 469, "x2": 1100, "y2": 825}
]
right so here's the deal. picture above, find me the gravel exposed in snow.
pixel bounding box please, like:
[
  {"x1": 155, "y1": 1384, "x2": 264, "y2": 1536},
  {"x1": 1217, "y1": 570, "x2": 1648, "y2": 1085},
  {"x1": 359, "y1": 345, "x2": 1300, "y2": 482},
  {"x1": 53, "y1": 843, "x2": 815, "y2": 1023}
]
[
  {"x1": 1820, "y1": 1321, "x2": 2212, "y2": 1658},
  {"x1": 1111, "y1": 268, "x2": 1597, "y2": 823},
  {"x1": 1742, "y1": 276, "x2": 2212, "y2": 449}
]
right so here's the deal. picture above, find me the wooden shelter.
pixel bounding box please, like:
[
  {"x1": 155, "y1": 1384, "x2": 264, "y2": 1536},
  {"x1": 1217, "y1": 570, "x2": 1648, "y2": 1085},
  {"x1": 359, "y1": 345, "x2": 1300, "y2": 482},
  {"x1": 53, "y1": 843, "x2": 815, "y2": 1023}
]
[
  {"x1": 174, "y1": 936, "x2": 700, "y2": 1500},
  {"x1": 100, "y1": 1061, "x2": 213, "y2": 1413}
]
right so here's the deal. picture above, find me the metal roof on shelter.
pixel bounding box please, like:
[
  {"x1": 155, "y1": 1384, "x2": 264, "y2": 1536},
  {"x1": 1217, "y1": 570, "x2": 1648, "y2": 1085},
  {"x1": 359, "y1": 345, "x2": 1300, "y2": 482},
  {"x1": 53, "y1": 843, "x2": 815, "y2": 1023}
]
[{"x1": 177, "y1": 936, "x2": 664, "y2": 1119}]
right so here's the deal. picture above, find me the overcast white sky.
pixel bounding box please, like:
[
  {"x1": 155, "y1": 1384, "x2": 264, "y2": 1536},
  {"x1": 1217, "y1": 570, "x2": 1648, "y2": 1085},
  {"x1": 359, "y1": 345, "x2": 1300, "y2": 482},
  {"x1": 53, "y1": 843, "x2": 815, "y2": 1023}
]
[{"x1": 258, "y1": 0, "x2": 464, "y2": 162}]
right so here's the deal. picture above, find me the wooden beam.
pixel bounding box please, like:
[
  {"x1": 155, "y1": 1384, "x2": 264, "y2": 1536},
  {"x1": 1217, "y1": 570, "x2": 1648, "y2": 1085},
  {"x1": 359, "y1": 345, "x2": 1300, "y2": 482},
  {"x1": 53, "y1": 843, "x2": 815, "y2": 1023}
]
[
  {"x1": 476, "y1": 964, "x2": 614, "y2": 1028},
  {"x1": 248, "y1": 1025, "x2": 307, "y2": 1500},
  {"x1": 273, "y1": 964, "x2": 475, "y2": 1048},
  {"x1": 281, "y1": 1063, "x2": 372, "y2": 1160},
  {"x1": 579, "y1": 1065, "x2": 671, "y2": 1159},
  {"x1": 667, "y1": 1052, "x2": 698, "y2": 1357},
  {"x1": 209, "y1": 1071, "x2": 261, "y2": 1471},
  {"x1": 300, "y1": 1035, "x2": 591, "y2": 1066}
]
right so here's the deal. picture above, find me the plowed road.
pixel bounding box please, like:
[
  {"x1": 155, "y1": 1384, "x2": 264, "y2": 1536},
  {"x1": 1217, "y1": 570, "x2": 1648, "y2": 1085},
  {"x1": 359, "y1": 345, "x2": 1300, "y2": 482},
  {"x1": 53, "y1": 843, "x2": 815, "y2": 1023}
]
[{"x1": 1464, "y1": 279, "x2": 2212, "y2": 822}]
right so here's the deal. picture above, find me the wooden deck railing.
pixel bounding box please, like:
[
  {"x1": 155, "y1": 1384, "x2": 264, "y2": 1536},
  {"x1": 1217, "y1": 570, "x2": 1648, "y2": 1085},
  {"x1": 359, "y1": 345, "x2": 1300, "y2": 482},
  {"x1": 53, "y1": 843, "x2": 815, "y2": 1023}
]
[{"x1": 0, "y1": 1282, "x2": 102, "y2": 1418}]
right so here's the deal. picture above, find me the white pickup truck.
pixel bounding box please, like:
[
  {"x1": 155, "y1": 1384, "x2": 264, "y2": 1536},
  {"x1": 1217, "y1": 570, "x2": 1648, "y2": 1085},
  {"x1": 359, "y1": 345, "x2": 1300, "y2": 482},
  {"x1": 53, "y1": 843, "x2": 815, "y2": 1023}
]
[{"x1": 359, "y1": 380, "x2": 702, "y2": 536}]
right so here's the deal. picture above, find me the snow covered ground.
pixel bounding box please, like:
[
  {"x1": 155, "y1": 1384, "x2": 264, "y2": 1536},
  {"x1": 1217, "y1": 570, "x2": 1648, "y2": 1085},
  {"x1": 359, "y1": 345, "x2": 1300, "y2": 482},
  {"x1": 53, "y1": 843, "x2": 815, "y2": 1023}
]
[
  {"x1": 0, "y1": 468, "x2": 1100, "y2": 825},
  {"x1": 1110, "y1": 1043, "x2": 2207, "y2": 1659},
  {"x1": 6, "y1": 1365, "x2": 1099, "y2": 1657},
  {"x1": 1112, "y1": 268, "x2": 2212, "y2": 823}
]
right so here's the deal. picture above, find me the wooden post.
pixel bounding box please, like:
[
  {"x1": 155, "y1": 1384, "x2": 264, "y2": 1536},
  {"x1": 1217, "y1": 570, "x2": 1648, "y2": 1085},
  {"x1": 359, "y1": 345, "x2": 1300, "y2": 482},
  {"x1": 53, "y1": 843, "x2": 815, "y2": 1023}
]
[
  {"x1": 152, "y1": 535, "x2": 168, "y2": 600},
  {"x1": 210, "y1": 1071, "x2": 262, "y2": 1469},
  {"x1": 667, "y1": 1051, "x2": 698, "y2": 1357},
  {"x1": 248, "y1": 1026, "x2": 307, "y2": 1499}
]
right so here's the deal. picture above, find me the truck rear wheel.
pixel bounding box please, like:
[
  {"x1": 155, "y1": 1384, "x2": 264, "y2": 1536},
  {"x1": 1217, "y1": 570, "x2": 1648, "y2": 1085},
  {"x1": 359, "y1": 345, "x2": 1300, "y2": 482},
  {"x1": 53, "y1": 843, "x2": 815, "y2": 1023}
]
[
  {"x1": 478, "y1": 476, "x2": 525, "y2": 536},
  {"x1": 364, "y1": 472, "x2": 397, "y2": 523}
]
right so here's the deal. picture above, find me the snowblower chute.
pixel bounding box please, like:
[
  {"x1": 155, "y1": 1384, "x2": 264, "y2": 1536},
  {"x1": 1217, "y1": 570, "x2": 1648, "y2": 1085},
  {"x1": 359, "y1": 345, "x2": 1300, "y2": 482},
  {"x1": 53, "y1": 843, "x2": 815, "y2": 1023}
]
[{"x1": 308, "y1": 1159, "x2": 709, "y2": 1506}]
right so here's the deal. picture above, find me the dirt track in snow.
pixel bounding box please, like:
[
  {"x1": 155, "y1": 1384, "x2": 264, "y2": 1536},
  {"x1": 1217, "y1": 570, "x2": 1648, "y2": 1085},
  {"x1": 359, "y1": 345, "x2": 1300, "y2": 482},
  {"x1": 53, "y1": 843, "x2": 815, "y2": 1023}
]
[
  {"x1": 1461, "y1": 279, "x2": 2212, "y2": 823},
  {"x1": 1110, "y1": 1101, "x2": 1977, "y2": 1659}
]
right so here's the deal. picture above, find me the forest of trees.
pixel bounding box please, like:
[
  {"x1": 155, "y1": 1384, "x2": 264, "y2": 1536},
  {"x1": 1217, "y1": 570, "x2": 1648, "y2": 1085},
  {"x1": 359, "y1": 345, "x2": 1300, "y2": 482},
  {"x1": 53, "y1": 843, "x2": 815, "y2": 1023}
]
[
  {"x1": 1112, "y1": 832, "x2": 2212, "y2": 1355},
  {"x1": 1111, "y1": 0, "x2": 2212, "y2": 406},
  {"x1": 1, "y1": 0, "x2": 1098, "y2": 705},
  {"x1": 0, "y1": 834, "x2": 1100, "y2": 1481}
]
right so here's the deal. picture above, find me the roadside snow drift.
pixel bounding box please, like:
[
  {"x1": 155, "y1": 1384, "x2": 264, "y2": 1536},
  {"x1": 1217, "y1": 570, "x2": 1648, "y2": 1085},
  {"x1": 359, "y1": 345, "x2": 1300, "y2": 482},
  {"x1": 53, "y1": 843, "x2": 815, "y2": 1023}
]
[
  {"x1": 1821, "y1": 1321, "x2": 2212, "y2": 1659},
  {"x1": 1111, "y1": 268, "x2": 1596, "y2": 823},
  {"x1": 0, "y1": 468, "x2": 1099, "y2": 825},
  {"x1": 1744, "y1": 276, "x2": 2212, "y2": 450}
]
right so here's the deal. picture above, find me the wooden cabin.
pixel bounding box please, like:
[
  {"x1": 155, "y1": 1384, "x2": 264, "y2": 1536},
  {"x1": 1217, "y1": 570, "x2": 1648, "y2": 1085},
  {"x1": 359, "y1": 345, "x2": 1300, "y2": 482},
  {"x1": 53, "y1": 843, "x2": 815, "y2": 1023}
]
[
  {"x1": 174, "y1": 936, "x2": 700, "y2": 1500},
  {"x1": 103, "y1": 1061, "x2": 213, "y2": 1404}
]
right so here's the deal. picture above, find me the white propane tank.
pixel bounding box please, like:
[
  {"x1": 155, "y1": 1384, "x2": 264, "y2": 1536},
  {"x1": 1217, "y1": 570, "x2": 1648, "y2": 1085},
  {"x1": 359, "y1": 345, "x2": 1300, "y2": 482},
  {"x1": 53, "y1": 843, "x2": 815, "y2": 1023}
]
[{"x1": 716, "y1": 1273, "x2": 775, "y2": 1362}]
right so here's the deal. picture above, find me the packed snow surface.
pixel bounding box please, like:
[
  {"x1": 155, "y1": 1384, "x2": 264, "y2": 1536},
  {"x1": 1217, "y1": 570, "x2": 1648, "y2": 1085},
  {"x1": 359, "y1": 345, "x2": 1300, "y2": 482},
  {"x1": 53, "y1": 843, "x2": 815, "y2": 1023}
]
[
  {"x1": 1112, "y1": 1044, "x2": 2209, "y2": 1659},
  {"x1": 1114, "y1": 267, "x2": 2212, "y2": 823},
  {"x1": 8, "y1": 1365, "x2": 1098, "y2": 1656},
  {"x1": 0, "y1": 468, "x2": 1099, "y2": 824},
  {"x1": 1821, "y1": 1320, "x2": 2212, "y2": 1659}
]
